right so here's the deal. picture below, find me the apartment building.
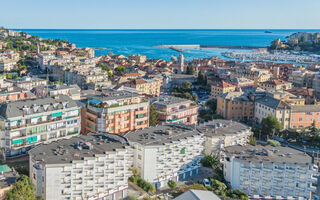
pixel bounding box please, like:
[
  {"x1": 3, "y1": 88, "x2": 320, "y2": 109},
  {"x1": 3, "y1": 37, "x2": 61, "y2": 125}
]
[
  {"x1": 0, "y1": 87, "x2": 32, "y2": 103},
  {"x1": 29, "y1": 133, "x2": 133, "y2": 200},
  {"x1": 211, "y1": 81, "x2": 235, "y2": 99},
  {"x1": 254, "y1": 96, "x2": 291, "y2": 129},
  {"x1": 289, "y1": 70, "x2": 316, "y2": 87},
  {"x1": 259, "y1": 79, "x2": 292, "y2": 91},
  {"x1": 198, "y1": 120, "x2": 252, "y2": 155},
  {"x1": 82, "y1": 91, "x2": 149, "y2": 134},
  {"x1": 38, "y1": 53, "x2": 56, "y2": 71},
  {"x1": 7, "y1": 76, "x2": 48, "y2": 90},
  {"x1": 289, "y1": 105, "x2": 320, "y2": 129},
  {"x1": 224, "y1": 144, "x2": 318, "y2": 199},
  {"x1": 123, "y1": 78, "x2": 161, "y2": 97},
  {"x1": 217, "y1": 92, "x2": 254, "y2": 121},
  {"x1": 32, "y1": 84, "x2": 81, "y2": 100},
  {"x1": 151, "y1": 95, "x2": 198, "y2": 125},
  {"x1": 0, "y1": 95, "x2": 80, "y2": 156},
  {"x1": 0, "y1": 60, "x2": 17, "y2": 72},
  {"x1": 124, "y1": 124, "x2": 204, "y2": 188}
]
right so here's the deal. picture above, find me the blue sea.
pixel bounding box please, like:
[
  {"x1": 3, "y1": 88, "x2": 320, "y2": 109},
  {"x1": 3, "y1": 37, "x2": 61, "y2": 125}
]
[{"x1": 18, "y1": 29, "x2": 320, "y2": 60}]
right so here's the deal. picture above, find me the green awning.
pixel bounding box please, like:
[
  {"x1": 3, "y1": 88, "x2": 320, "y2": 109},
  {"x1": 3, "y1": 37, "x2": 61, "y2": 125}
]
[
  {"x1": 0, "y1": 165, "x2": 12, "y2": 173},
  {"x1": 52, "y1": 112, "x2": 62, "y2": 118},
  {"x1": 32, "y1": 115, "x2": 43, "y2": 119},
  {"x1": 12, "y1": 139, "x2": 23, "y2": 145},
  {"x1": 27, "y1": 136, "x2": 37, "y2": 144}
]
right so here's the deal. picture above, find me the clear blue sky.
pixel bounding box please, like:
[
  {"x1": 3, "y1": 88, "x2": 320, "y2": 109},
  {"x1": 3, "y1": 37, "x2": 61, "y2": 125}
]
[{"x1": 1, "y1": 0, "x2": 320, "y2": 29}]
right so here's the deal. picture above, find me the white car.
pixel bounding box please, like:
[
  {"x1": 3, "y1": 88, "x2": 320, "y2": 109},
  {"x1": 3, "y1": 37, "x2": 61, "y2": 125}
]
[{"x1": 203, "y1": 178, "x2": 211, "y2": 187}]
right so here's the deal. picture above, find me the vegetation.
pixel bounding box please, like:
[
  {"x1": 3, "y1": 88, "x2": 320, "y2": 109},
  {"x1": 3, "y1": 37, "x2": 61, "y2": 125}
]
[
  {"x1": 171, "y1": 184, "x2": 207, "y2": 197},
  {"x1": 6, "y1": 175, "x2": 36, "y2": 200},
  {"x1": 129, "y1": 176, "x2": 155, "y2": 194},
  {"x1": 167, "y1": 180, "x2": 177, "y2": 189},
  {"x1": 254, "y1": 115, "x2": 282, "y2": 140},
  {"x1": 186, "y1": 65, "x2": 195, "y2": 75},
  {"x1": 171, "y1": 81, "x2": 198, "y2": 103},
  {"x1": 279, "y1": 121, "x2": 320, "y2": 149},
  {"x1": 114, "y1": 66, "x2": 126, "y2": 74},
  {"x1": 197, "y1": 70, "x2": 207, "y2": 85},
  {"x1": 267, "y1": 139, "x2": 281, "y2": 147},
  {"x1": 149, "y1": 105, "x2": 159, "y2": 126},
  {"x1": 249, "y1": 134, "x2": 257, "y2": 146},
  {"x1": 199, "y1": 99, "x2": 223, "y2": 121},
  {"x1": 200, "y1": 154, "x2": 220, "y2": 170}
]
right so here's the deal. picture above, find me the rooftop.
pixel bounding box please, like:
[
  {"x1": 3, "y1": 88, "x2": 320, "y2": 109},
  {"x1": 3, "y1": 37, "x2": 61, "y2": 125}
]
[
  {"x1": 197, "y1": 120, "x2": 251, "y2": 137},
  {"x1": 224, "y1": 144, "x2": 312, "y2": 164},
  {"x1": 88, "y1": 91, "x2": 141, "y2": 102},
  {"x1": 29, "y1": 133, "x2": 129, "y2": 165},
  {"x1": 151, "y1": 95, "x2": 192, "y2": 107},
  {"x1": 255, "y1": 96, "x2": 288, "y2": 109},
  {"x1": 0, "y1": 95, "x2": 77, "y2": 119},
  {"x1": 124, "y1": 124, "x2": 202, "y2": 146},
  {"x1": 174, "y1": 189, "x2": 221, "y2": 200}
]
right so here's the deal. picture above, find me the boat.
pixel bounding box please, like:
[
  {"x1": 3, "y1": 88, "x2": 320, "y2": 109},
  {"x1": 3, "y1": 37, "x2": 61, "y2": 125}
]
[{"x1": 265, "y1": 30, "x2": 272, "y2": 34}]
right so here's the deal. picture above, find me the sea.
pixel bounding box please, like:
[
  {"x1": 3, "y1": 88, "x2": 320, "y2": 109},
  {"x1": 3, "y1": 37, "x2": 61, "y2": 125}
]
[{"x1": 18, "y1": 29, "x2": 320, "y2": 61}]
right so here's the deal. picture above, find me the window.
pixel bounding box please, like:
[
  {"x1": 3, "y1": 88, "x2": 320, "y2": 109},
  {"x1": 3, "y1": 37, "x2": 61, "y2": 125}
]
[{"x1": 138, "y1": 155, "x2": 142, "y2": 160}]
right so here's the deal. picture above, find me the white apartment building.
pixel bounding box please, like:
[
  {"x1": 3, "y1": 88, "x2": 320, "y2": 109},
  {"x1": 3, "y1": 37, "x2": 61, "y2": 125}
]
[
  {"x1": 223, "y1": 145, "x2": 318, "y2": 199},
  {"x1": 0, "y1": 95, "x2": 80, "y2": 156},
  {"x1": 124, "y1": 124, "x2": 204, "y2": 188},
  {"x1": 0, "y1": 59, "x2": 17, "y2": 72},
  {"x1": 197, "y1": 120, "x2": 252, "y2": 155},
  {"x1": 38, "y1": 53, "x2": 56, "y2": 70},
  {"x1": 29, "y1": 133, "x2": 133, "y2": 200},
  {"x1": 7, "y1": 76, "x2": 48, "y2": 90}
]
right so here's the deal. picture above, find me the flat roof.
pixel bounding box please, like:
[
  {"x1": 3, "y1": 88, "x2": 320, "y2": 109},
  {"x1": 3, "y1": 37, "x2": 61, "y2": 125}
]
[
  {"x1": 124, "y1": 124, "x2": 202, "y2": 146},
  {"x1": 151, "y1": 95, "x2": 192, "y2": 107},
  {"x1": 197, "y1": 120, "x2": 251, "y2": 137},
  {"x1": 29, "y1": 133, "x2": 129, "y2": 165},
  {"x1": 88, "y1": 91, "x2": 141, "y2": 102},
  {"x1": 224, "y1": 144, "x2": 312, "y2": 164}
]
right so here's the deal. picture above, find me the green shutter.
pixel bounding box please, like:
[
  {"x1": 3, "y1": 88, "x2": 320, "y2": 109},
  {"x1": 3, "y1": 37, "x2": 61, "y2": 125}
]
[
  {"x1": 180, "y1": 148, "x2": 185, "y2": 154},
  {"x1": 89, "y1": 124, "x2": 96, "y2": 130}
]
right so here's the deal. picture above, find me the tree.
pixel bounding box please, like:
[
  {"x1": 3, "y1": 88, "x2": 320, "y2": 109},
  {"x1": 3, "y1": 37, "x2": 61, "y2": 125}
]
[
  {"x1": 149, "y1": 105, "x2": 159, "y2": 126},
  {"x1": 6, "y1": 73, "x2": 13, "y2": 79},
  {"x1": 6, "y1": 175, "x2": 36, "y2": 200},
  {"x1": 197, "y1": 70, "x2": 207, "y2": 85},
  {"x1": 200, "y1": 154, "x2": 220, "y2": 169},
  {"x1": 114, "y1": 66, "x2": 126, "y2": 74},
  {"x1": 261, "y1": 115, "x2": 282, "y2": 139},
  {"x1": 186, "y1": 66, "x2": 194, "y2": 75},
  {"x1": 249, "y1": 134, "x2": 257, "y2": 146},
  {"x1": 167, "y1": 180, "x2": 177, "y2": 189},
  {"x1": 210, "y1": 179, "x2": 227, "y2": 196}
]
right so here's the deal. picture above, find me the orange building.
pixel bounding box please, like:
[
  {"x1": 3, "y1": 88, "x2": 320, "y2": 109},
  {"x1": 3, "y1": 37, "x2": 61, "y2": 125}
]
[
  {"x1": 82, "y1": 91, "x2": 149, "y2": 134},
  {"x1": 0, "y1": 87, "x2": 30, "y2": 103}
]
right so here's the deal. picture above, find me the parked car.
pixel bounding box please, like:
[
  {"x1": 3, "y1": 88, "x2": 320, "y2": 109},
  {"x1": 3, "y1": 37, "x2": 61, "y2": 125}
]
[{"x1": 203, "y1": 178, "x2": 211, "y2": 187}]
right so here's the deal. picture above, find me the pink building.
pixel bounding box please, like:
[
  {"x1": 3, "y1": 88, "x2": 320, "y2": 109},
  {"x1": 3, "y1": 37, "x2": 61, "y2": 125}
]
[{"x1": 152, "y1": 95, "x2": 198, "y2": 125}]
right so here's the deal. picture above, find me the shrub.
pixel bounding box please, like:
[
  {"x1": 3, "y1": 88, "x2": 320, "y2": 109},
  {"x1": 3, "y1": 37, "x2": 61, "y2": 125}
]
[
  {"x1": 267, "y1": 139, "x2": 280, "y2": 147},
  {"x1": 167, "y1": 180, "x2": 177, "y2": 189}
]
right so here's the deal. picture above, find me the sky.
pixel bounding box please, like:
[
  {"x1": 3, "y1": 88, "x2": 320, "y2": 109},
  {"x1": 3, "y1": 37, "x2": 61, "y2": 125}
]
[{"x1": 1, "y1": 0, "x2": 320, "y2": 29}]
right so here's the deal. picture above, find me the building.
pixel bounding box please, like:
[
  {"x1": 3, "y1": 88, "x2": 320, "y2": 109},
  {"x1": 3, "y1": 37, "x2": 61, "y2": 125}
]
[
  {"x1": 217, "y1": 91, "x2": 254, "y2": 121},
  {"x1": 254, "y1": 96, "x2": 291, "y2": 129},
  {"x1": 7, "y1": 76, "x2": 48, "y2": 90},
  {"x1": 82, "y1": 91, "x2": 149, "y2": 134},
  {"x1": 29, "y1": 133, "x2": 133, "y2": 200},
  {"x1": 31, "y1": 84, "x2": 81, "y2": 100},
  {"x1": 289, "y1": 105, "x2": 320, "y2": 129},
  {"x1": 128, "y1": 54, "x2": 146, "y2": 64},
  {"x1": 259, "y1": 79, "x2": 292, "y2": 91},
  {"x1": 230, "y1": 77, "x2": 254, "y2": 91},
  {"x1": 174, "y1": 190, "x2": 221, "y2": 200},
  {"x1": 178, "y1": 54, "x2": 185, "y2": 73},
  {"x1": 0, "y1": 95, "x2": 80, "y2": 156},
  {"x1": 123, "y1": 78, "x2": 161, "y2": 97},
  {"x1": 211, "y1": 81, "x2": 236, "y2": 99},
  {"x1": 124, "y1": 124, "x2": 204, "y2": 188},
  {"x1": 0, "y1": 165, "x2": 18, "y2": 200},
  {"x1": 287, "y1": 87, "x2": 316, "y2": 105},
  {"x1": 312, "y1": 73, "x2": 320, "y2": 98},
  {"x1": 0, "y1": 86, "x2": 32, "y2": 103},
  {"x1": 0, "y1": 59, "x2": 17, "y2": 72},
  {"x1": 224, "y1": 144, "x2": 318, "y2": 199},
  {"x1": 151, "y1": 95, "x2": 198, "y2": 125},
  {"x1": 198, "y1": 120, "x2": 252, "y2": 155}
]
